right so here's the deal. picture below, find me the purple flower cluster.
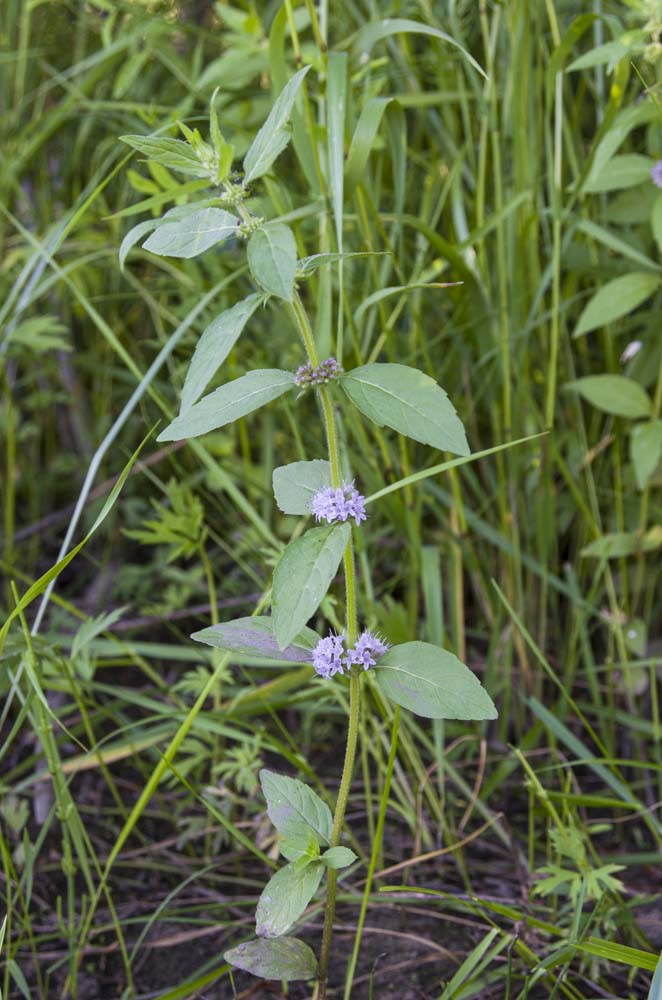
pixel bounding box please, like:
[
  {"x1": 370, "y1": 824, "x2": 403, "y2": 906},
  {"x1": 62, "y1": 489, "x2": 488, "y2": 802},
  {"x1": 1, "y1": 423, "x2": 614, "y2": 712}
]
[
  {"x1": 294, "y1": 357, "x2": 344, "y2": 388},
  {"x1": 312, "y1": 630, "x2": 390, "y2": 679},
  {"x1": 652, "y1": 160, "x2": 662, "y2": 189},
  {"x1": 311, "y1": 483, "x2": 367, "y2": 526},
  {"x1": 311, "y1": 633, "x2": 345, "y2": 679}
]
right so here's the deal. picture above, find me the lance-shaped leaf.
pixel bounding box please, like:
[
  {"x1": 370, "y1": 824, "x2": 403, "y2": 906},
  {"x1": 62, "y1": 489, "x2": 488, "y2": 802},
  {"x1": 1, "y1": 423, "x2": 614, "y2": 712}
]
[
  {"x1": 248, "y1": 223, "x2": 297, "y2": 301},
  {"x1": 120, "y1": 134, "x2": 210, "y2": 178},
  {"x1": 255, "y1": 860, "x2": 324, "y2": 938},
  {"x1": 296, "y1": 251, "x2": 385, "y2": 278},
  {"x1": 260, "y1": 770, "x2": 332, "y2": 848},
  {"x1": 157, "y1": 369, "x2": 295, "y2": 441},
  {"x1": 272, "y1": 460, "x2": 333, "y2": 515},
  {"x1": 191, "y1": 616, "x2": 318, "y2": 662},
  {"x1": 567, "y1": 375, "x2": 652, "y2": 419},
  {"x1": 272, "y1": 523, "x2": 350, "y2": 649},
  {"x1": 143, "y1": 207, "x2": 239, "y2": 259},
  {"x1": 119, "y1": 202, "x2": 212, "y2": 270},
  {"x1": 375, "y1": 641, "x2": 497, "y2": 720},
  {"x1": 243, "y1": 67, "x2": 310, "y2": 185},
  {"x1": 340, "y1": 363, "x2": 469, "y2": 455},
  {"x1": 573, "y1": 272, "x2": 660, "y2": 338},
  {"x1": 224, "y1": 937, "x2": 317, "y2": 981},
  {"x1": 180, "y1": 293, "x2": 264, "y2": 414}
]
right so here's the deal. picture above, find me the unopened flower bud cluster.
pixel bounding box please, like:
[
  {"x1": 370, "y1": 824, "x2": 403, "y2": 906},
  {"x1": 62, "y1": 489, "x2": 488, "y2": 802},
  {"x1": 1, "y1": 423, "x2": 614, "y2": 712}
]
[{"x1": 294, "y1": 357, "x2": 344, "y2": 388}]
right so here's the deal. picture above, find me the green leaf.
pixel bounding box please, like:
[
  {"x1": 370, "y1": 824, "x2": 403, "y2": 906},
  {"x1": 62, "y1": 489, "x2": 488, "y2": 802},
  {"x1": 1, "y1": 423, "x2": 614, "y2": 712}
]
[
  {"x1": 280, "y1": 828, "x2": 321, "y2": 863},
  {"x1": 573, "y1": 273, "x2": 660, "y2": 338},
  {"x1": 320, "y1": 846, "x2": 357, "y2": 870},
  {"x1": 143, "y1": 207, "x2": 239, "y2": 259},
  {"x1": 255, "y1": 860, "x2": 324, "y2": 938},
  {"x1": 180, "y1": 294, "x2": 263, "y2": 413},
  {"x1": 191, "y1": 616, "x2": 318, "y2": 662},
  {"x1": 157, "y1": 369, "x2": 295, "y2": 441},
  {"x1": 247, "y1": 223, "x2": 297, "y2": 301},
  {"x1": 224, "y1": 936, "x2": 317, "y2": 981},
  {"x1": 340, "y1": 363, "x2": 469, "y2": 455},
  {"x1": 209, "y1": 88, "x2": 235, "y2": 183},
  {"x1": 243, "y1": 67, "x2": 310, "y2": 185},
  {"x1": 581, "y1": 529, "x2": 662, "y2": 559},
  {"x1": 583, "y1": 154, "x2": 655, "y2": 193},
  {"x1": 272, "y1": 460, "x2": 333, "y2": 514},
  {"x1": 631, "y1": 420, "x2": 662, "y2": 490},
  {"x1": 568, "y1": 375, "x2": 652, "y2": 419},
  {"x1": 348, "y1": 18, "x2": 486, "y2": 80},
  {"x1": 297, "y1": 252, "x2": 383, "y2": 278},
  {"x1": 260, "y1": 770, "x2": 333, "y2": 848},
  {"x1": 119, "y1": 218, "x2": 160, "y2": 270},
  {"x1": 652, "y1": 194, "x2": 662, "y2": 257},
  {"x1": 374, "y1": 641, "x2": 497, "y2": 720},
  {"x1": 272, "y1": 523, "x2": 350, "y2": 649},
  {"x1": 120, "y1": 134, "x2": 210, "y2": 178},
  {"x1": 567, "y1": 34, "x2": 645, "y2": 72},
  {"x1": 575, "y1": 938, "x2": 659, "y2": 973}
]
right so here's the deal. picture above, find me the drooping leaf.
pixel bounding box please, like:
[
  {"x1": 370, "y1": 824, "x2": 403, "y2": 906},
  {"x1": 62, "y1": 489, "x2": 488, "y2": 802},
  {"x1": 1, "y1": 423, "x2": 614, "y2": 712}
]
[
  {"x1": 340, "y1": 363, "x2": 469, "y2": 455},
  {"x1": 320, "y1": 847, "x2": 357, "y2": 870},
  {"x1": 180, "y1": 294, "x2": 264, "y2": 414},
  {"x1": 243, "y1": 66, "x2": 310, "y2": 184},
  {"x1": 631, "y1": 420, "x2": 662, "y2": 489},
  {"x1": 348, "y1": 18, "x2": 486, "y2": 79},
  {"x1": 573, "y1": 272, "x2": 660, "y2": 338},
  {"x1": 224, "y1": 936, "x2": 317, "y2": 981},
  {"x1": 247, "y1": 223, "x2": 297, "y2": 301},
  {"x1": 272, "y1": 460, "x2": 333, "y2": 515},
  {"x1": 581, "y1": 529, "x2": 662, "y2": 559},
  {"x1": 120, "y1": 134, "x2": 210, "y2": 178},
  {"x1": 297, "y1": 252, "x2": 384, "y2": 277},
  {"x1": 119, "y1": 218, "x2": 161, "y2": 270},
  {"x1": 374, "y1": 641, "x2": 497, "y2": 720},
  {"x1": 272, "y1": 523, "x2": 350, "y2": 649},
  {"x1": 260, "y1": 769, "x2": 332, "y2": 848},
  {"x1": 568, "y1": 375, "x2": 652, "y2": 419},
  {"x1": 192, "y1": 616, "x2": 318, "y2": 662},
  {"x1": 142, "y1": 207, "x2": 239, "y2": 259},
  {"x1": 157, "y1": 369, "x2": 295, "y2": 441},
  {"x1": 255, "y1": 860, "x2": 324, "y2": 938}
]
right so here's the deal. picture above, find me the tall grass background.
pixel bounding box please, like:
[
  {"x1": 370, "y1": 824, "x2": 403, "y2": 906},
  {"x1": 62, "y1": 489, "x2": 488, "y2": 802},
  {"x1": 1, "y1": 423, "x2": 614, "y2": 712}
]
[{"x1": 1, "y1": 1, "x2": 660, "y2": 997}]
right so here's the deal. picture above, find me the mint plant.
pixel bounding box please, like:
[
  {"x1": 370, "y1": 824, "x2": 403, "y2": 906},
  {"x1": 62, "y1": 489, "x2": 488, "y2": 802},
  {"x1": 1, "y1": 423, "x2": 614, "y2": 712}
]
[{"x1": 120, "y1": 68, "x2": 498, "y2": 996}]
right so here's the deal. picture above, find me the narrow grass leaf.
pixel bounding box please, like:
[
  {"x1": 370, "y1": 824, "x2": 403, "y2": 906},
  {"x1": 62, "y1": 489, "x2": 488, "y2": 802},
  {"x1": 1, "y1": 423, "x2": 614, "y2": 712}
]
[
  {"x1": 348, "y1": 18, "x2": 486, "y2": 79},
  {"x1": 575, "y1": 938, "x2": 659, "y2": 972},
  {"x1": 341, "y1": 363, "x2": 469, "y2": 455},
  {"x1": 180, "y1": 293, "x2": 263, "y2": 413},
  {"x1": 158, "y1": 369, "x2": 295, "y2": 441},
  {"x1": 375, "y1": 642, "x2": 497, "y2": 720},
  {"x1": 272, "y1": 523, "x2": 350, "y2": 649},
  {"x1": 272, "y1": 459, "x2": 332, "y2": 514},
  {"x1": 225, "y1": 937, "x2": 317, "y2": 981}
]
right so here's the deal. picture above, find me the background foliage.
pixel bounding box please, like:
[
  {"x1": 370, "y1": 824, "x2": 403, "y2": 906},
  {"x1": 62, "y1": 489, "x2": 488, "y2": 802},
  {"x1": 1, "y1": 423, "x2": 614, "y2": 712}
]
[{"x1": 1, "y1": 1, "x2": 661, "y2": 997}]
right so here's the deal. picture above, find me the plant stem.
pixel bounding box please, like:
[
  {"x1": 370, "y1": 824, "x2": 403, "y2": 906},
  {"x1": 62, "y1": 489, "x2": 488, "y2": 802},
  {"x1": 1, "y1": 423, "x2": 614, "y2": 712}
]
[
  {"x1": 318, "y1": 667, "x2": 361, "y2": 997},
  {"x1": 290, "y1": 290, "x2": 360, "y2": 994}
]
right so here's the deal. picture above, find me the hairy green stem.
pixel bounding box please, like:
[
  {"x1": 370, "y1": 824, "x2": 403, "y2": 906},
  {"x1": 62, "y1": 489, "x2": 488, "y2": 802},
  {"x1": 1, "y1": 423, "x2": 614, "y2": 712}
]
[
  {"x1": 318, "y1": 668, "x2": 361, "y2": 997},
  {"x1": 290, "y1": 289, "x2": 360, "y2": 994}
]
